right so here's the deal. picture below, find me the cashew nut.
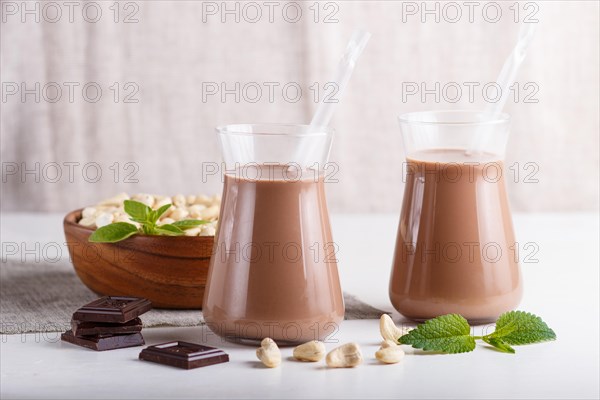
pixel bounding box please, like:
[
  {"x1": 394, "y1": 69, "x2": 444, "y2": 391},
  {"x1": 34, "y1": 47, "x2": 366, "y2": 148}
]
[
  {"x1": 325, "y1": 342, "x2": 363, "y2": 368},
  {"x1": 201, "y1": 225, "x2": 216, "y2": 236},
  {"x1": 186, "y1": 195, "x2": 196, "y2": 205},
  {"x1": 256, "y1": 338, "x2": 281, "y2": 368},
  {"x1": 172, "y1": 194, "x2": 186, "y2": 207},
  {"x1": 188, "y1": 204, "x2": 206, "y2": 218},
  {"x1": 131, "y1": 193, "x2": 154, "y2": 207},
  {"x1": 184, "y1": 227, "x2": 202, "y2": 237},
  {"x1": 78, "y1": 216, "x2": 96, "y2": 227},
  {"x1": 98, "y1": 192, "x2": 130, "y2": 207},
  {"x1": 380, "y1": 314, "x2": 408, "y2": 343},
  {"x1": 293, "y1": 341, "x2": 326, "y2": 362},
  {"x1": 200, "y1": 205, "x2": 220, "y2": 221},
  {"x1": 157, "y1": 217, "x2": 175, "y2": 226},
  {"x1": 113, "y1": 214, "x2": 140, "y2": 228},
  {"x1": 375, "y1": 340, "x2": 405, "y2": 364},
  {"x1": 168, "y1": 207, "x2": 189, "y2": 221},
  {"x1": 81, "y1": 207, "x2": 97, "y2": 218},
  {"x1": 194, "y1": 195, "x2": 212, "y2": 205},
  {"x1": 95, "y1": 212, "x2": 114, "y2": 228},
  {"x1": 154, "y1": 197, "x2": 172, "y2": 210}
]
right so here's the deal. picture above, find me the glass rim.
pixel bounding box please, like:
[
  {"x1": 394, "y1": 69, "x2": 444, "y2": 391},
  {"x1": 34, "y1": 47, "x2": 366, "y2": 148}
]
[
  {"x1": 398, "y1": 110, "x2": 511, "y2": 127},
  {"x1": 216, "y1": 123, "x2": 335, "y2": 137}
]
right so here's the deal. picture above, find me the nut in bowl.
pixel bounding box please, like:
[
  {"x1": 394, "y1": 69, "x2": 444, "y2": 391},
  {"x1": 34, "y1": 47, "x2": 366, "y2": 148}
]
[{"x1": 63, "y1": 193, "x2": 220, "y2": 309}]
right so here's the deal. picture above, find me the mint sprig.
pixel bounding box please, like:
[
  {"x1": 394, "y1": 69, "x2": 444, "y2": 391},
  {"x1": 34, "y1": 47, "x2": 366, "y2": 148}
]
[
  {"x1": 399, "y1": 311, "x2": 556, "y2": 354},
  {"x1": 88, "y1": 200, "x2": 208, "y2": 243}
]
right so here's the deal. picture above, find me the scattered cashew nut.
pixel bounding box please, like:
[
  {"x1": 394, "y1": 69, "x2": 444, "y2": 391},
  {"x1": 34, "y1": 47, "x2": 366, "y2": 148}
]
[
  {"x1": 293, "y1": 341, "x2": 326, "y2": 362},
  {"x1": 375, "y1": 339, "x2": 405, "y2": 364},
  {"x1": 325, "y1": 342, "x2": 363, "y2": 368},
  {"x1": 380, "y1": 314, "x2": 409, "y2": 343},
  {"x1": 256, "y1": 338, "x2": 281, "y2": 368}
]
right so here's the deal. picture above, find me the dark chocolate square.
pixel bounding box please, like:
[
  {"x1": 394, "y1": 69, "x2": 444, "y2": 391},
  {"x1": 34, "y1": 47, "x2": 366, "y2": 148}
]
[
  {"x1": 71, "y1": 318, "x2": 143, "y2": 337},
  {"x1": 72, "y1": 296, "x2": 152, "y2": 323},
  {"x1": 61, "y1": 330, "x2": 145, "y2": 351},
  {"x1": 139, "y1": 341, "x2": 229, "y2": 369}
]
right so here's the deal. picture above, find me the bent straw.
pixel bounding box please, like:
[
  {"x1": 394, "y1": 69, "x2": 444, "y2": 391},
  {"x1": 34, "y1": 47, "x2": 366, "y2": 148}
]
[{"x1": 468, "y1": 23, "x2": 537, "y2": 154}]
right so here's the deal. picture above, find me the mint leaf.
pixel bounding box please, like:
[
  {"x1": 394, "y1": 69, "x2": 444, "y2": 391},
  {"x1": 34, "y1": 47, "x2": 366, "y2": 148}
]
[
  {"x1": 155, "y1": 224, "x2": 184, "y2": 236},
  {"x1": 490, "y1": 311, "x2": 556, "y2": 345},
  {"x1": 399, "y1": 314, "x2": 476, "y2": 354},
  {"x1": 124, "y1": 200, "x2": 151, "y2": 222},
  {"x1": 172, "y1": 219, "x2": 207, "y2": 229},
  {"x1": 153, "y1": 204, "x2": 172, "y2": 221},
  {"x1": 89, "y1": 222, "x2": 138, "y2": 243},
  {"x1": 483, "y1": 336, "x2": 515, "y2": 354}
]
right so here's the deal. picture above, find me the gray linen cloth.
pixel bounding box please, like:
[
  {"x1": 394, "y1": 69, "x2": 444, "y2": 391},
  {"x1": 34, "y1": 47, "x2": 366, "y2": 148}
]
[{"x1": 0, "y1": 259, "x2": 385, "y2": 334}]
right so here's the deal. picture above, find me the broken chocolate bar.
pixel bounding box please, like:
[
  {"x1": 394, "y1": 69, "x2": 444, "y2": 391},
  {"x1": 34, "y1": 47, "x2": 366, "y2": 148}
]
[
  {"x1": 61, "y1": 330, "x2": 145, "y2": 351},
  {"x1": 72, "y1": 296, "x2": 152, "y2": 323},
  {"x1": 71, "y1": 318, "x2": 143, "y2": 337},
  {"x1": 139, "y1": 341, "x2": 229, "y2": 369}
]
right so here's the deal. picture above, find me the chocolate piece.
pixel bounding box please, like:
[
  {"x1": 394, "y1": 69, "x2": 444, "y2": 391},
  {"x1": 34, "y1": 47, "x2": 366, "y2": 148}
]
[
  {"x1": 71, "y1": 318, "x2": 143, "y2": 337},
  {"x1": 72, "y1": 296, "x2": 152, "y2": 323},
  {"x1": 61, "y1": 330, "x2": 145, "y2": 351},
  {"x1": 139, "y1": 341, "x2": 229, "y2": 369}
]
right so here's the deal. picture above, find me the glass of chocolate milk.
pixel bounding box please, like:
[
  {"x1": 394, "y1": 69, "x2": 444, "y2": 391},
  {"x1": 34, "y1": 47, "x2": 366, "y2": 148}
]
[
  {"x1": 390, "y1": 111, "x2": 523, "y2": 323},
  {"x1": 203, "y1": 124, "x2": 344, "y2": 345}
]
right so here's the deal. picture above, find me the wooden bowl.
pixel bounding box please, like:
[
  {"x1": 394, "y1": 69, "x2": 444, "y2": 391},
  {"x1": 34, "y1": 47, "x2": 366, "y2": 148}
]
[{"x1": 63, "y1": 209, "x2": 214, "y2": 309}]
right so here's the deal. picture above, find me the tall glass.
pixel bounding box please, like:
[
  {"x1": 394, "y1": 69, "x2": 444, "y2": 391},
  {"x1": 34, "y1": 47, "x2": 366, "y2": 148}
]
[
  {"x1": 203, "y1": 124, "x2": 344, "y2": 345},
  {"x1": 390, "y1": 111, "x2": 522, "y2": 323}
]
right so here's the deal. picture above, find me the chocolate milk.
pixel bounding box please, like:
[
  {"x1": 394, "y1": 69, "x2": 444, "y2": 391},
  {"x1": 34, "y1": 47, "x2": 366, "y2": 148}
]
[
  {"x1": 203, "y1": 165, "x2": 344, "y2": 344},
  {"x1": 390, "y1": 149, "x2": 522, "y2": 322}
]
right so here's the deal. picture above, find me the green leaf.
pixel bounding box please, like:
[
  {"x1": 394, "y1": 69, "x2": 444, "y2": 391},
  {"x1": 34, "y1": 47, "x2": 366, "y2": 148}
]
[
  {"x1": 489, "y1": 311, "x2": 556, "y2": 345},
  {"x1": 155, "y1": 224, "x2": 184, "y2": 236},
  {"x1": 147, "y1": 210, "x2": 158, "y2": 224},
  {"x1": 483, "y1": 336, "x2": 515, "y2": 354},
  {"x1": 128, "y1": 217, "x2": 148, "y2": 224},
  {"x1": 88, "y1": 223, "x2": 139, "y2": 243},
  {"x1": 172, "y1": 219, "x2": 207, "y2": 229},
  {"x1": 491, "y1": 311, "x2": 557, "y2": 345},
  {"x1": 124, "y1": 200, "x2": 151, "y2": 222},
  {"x1": 153, "y1": 204, "x2": 172, "y2": 221},
  {"x1": 399, "y1": 314, "x2": 476, "y2": 354}
]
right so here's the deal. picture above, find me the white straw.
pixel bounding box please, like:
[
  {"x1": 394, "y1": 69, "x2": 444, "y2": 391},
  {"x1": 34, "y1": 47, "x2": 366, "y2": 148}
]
[
  {"x1": 295, "y1": 29, "x2": 370, "y2": 168},
  {"x1": 485, "y1": 23, "x2": 537, "y2": 116},
  {"x1": 469, "y1": 23, "x2": 537, "y2": 154},
  {"x1": 309, "y1": 29, "x2": 371, "y2": 131}
]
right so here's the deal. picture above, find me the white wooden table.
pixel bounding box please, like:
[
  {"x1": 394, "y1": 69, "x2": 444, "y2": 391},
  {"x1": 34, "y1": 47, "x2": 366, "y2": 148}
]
[{"x1": 1, "y1": 213, "x2": 598, "y2": 399}]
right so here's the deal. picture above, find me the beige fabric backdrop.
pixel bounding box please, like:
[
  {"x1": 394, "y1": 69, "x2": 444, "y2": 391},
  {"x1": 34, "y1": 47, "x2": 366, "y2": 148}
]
[{"x1": 1, "y1": 0, "x2": 598, "y2": 212}]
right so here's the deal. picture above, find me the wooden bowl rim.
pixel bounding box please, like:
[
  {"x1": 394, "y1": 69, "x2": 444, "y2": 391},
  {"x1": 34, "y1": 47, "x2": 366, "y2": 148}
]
[{"x1": 63, "y1": 208, "x2": 215, "y2": 244}]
